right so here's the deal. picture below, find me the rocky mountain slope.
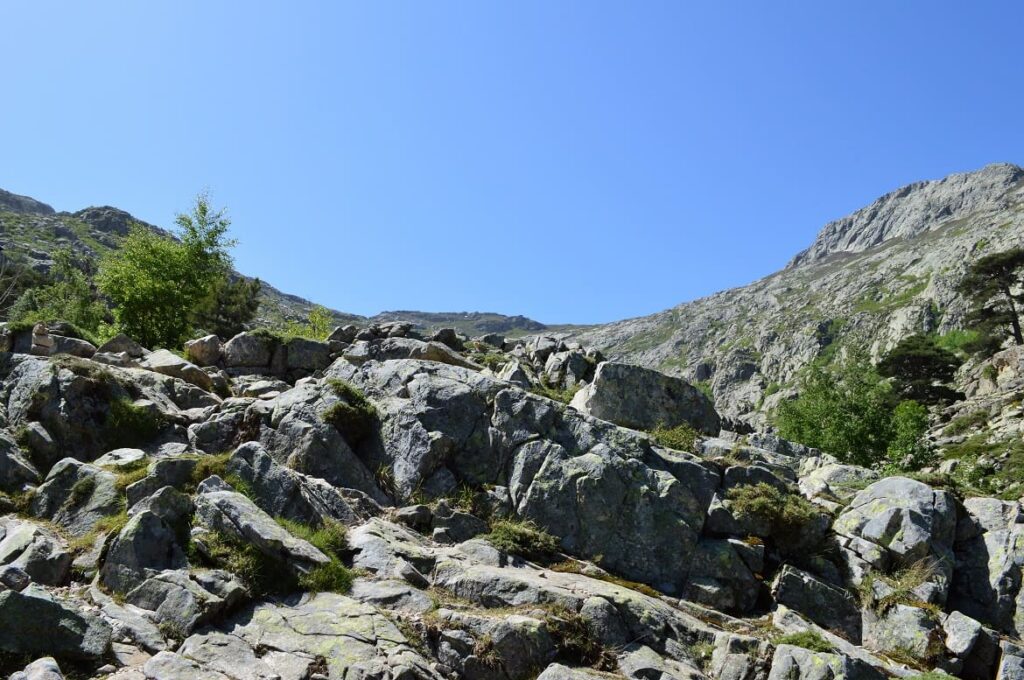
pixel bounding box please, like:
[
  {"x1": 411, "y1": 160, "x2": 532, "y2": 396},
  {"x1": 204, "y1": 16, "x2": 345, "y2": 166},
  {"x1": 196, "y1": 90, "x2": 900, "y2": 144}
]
[
  {"x1": 0, "y1": 321, "x2": 1022, "y2": 679},
  {"x1": 0, "y1": 190, "x2": 556, "y2": 337},
  {"x1": 575, "y1": 163, "x2": 1024, "y2": 422}
]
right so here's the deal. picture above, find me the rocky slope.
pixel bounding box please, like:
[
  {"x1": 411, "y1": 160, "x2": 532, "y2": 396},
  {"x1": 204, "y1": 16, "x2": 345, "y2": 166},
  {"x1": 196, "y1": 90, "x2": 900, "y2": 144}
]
[
  {"x1": 0, "y1": 321, "x2": 1022, "y2": 678},
  {"x1": 575, "y1": 163, "x2": 1024, "y2": 422}
]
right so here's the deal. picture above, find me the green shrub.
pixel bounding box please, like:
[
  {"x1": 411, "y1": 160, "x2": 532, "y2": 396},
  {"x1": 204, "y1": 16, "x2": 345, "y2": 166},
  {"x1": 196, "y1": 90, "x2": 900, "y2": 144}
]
[
  {"x1": 276, "y1": 517, "x2": 348, "y2": 557},
  {"x1": 726, "y1": 483, "x2": 821, "y2": 550},
  {"x1": 884, "y1": 400, "x2": 932, "y2": 472},
  {"x1": 190, "y1": 530, "x2": 298, "y2": 597},
  {"x1": 321, "y1": 379, "x2": 377, "y2": 445},
  {"x1": 544, "y1": 606, "x2": 616, "y2": 670},
  {"x1": 530, "y1": 379, "x2": 580, "y2": 404},
  {"x1": 188, "y1": 452, "x2": 233, "y2": 487},
  {"x1": 105, "y1": 398, "x2": 165, "y2": 449},
  {"x1": 276, "y1": 517, "x2": 353, "y2": 594},
  {"x1": 775, "y1": 630, "x2": 833, "y2": 653},
  {"x1": 943, "y1": 410, "x2": 989, "y2": 436},
  {"x1": 859, "y1": 559, "x2": 940, "y2": 617},
  {"x1": 775, "y1": 354, "x2": 896, "y2": 468},
  {"x1": 650, "y1": 423, "x2": 700, "y2": 452},
  {"x1": 69, "y1": 476, "x2": 96, "y2": 504},
  {"x1": 298, "y1": 559, "x2": 354, "y2": 593},
  {"x1": 485, "y1": 519, "x2": 560, "y2": 561}
]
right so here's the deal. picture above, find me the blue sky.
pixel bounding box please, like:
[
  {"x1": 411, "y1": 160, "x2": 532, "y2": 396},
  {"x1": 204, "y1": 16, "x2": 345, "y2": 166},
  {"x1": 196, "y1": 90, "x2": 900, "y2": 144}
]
[{"x1": 2, "y1": 3, "x2": 1022, "y2": 324}]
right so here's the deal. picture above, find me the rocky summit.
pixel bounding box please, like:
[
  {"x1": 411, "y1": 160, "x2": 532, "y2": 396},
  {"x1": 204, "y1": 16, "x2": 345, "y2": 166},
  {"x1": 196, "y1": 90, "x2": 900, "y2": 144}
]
[
  {"x1": 0, "y1": 313, "x2": 1020, "y2": 680},
  {"x1": 3, "y1": 164, "x2": 1024, "y2": 679}
]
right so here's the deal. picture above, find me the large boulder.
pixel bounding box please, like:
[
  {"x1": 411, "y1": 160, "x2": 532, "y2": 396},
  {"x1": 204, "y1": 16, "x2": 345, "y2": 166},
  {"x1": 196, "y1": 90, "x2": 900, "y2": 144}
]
[
  {"x1": 570, "y1": 361, "x2": 721, "y2": 435},
  {"x1": 185, "y1": 334, "x2": 222, "y2": 367},
  {"x1": 0, "y1": 518, "x2": 72, "y2": 585},
  {"x1": 343, "y1": 337, "x2": 482, "y2": 370},
  {"x1": 139, "y1": 349, "x2": 214, "y2": 391},
  {"x1": 771, "y1": 565, "x2": 861, "y2": 642},
  {"x1": 950, "y1": 496, "x2": 1024, "y2": 636},
  {"x1": 330, "y1": 358, "x2": 719, "y2": 594},
  {"x1": 0, "y1": 587, "x2": 111, "y2": 660},
  {"x1": 833, "y1": 477, "x2": 956, "y2": 599},
  {"x1": 226, "y1": 441, "x2": 381, "y2": 527},
  {"x1": 283, "y1": 337, "x2": 331, "y2": 372},
  {"x1": 192, "y1": 477, "x2": 330, "y2": 574},
  {"x1": 0, "y1": 430, "x2": 40, "y2": 492},
  {"x1": 223, "y1": 331, "x2": 276, "y2": 368},
  {"x1": 29, "y1": 459, "x2": 122, "y2": 536},
  {"x1": 767, "y1": 644, "x2": 884, "y2": 680},
  {"x1": 99, "y1": 507, "x2": 189, "y2": 593}
]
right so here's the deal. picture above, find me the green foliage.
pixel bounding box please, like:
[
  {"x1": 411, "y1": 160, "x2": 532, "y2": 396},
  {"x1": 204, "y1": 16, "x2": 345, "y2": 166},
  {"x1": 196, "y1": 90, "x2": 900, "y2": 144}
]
[
  {"x1": 858, "y1": 559, "x2": 939, "y2": 617},
  {"x1": 774, "y1": 631, "x2": 833, "y2": 653},
  {"x1": 112, "y1": 460, "x2": 151, "y2": 492},
  {"x1": 650, "y1": 423, "x2": 700, "y2": 452},
  {"x1": 321, "y1": 379, "x2": 377, "y2": 446},
  {"x1": 884, "y1": 401, "x2": 932, "y2": 472},
  {"x1": 276, "y1": 517, "x2": 348, "y2": 557},
  {"x1": 69, "y1": 476, "x2": 97, "y2": 504},
  {"x1": 958, "y1": 247, "x2": 1024, "y2": 353},
  {"x1": 8, "y1": 248, "x2": 108, "y2": 337},
  {"x1": 97, "y1": 193, "x2": 236, "y2": 348},
  {"x1": 193, "y1": 276, "x2": 262, "y2": 339},
  {"x1": 774, "y1": 354, "x2": 896, "y2": 467},
  {"x1": 190, "y1": 530, "x2": 297, "y2": 597},
  {"x1": 933, "y1": 329, "x2": 982, "y2": 356},
  {"x1": 725, "y1": 483, "x2": 820, "y2": 551},
  {"x1": 694, "y1": 380, "x2": 714, "y2": 401},
  {"x1": 279, "y1": 304, "x2": 333, "y2": 341},
  {"x1": 877, "y1": 334, "x2": 962, "y2": 405},
  {"x1": 943, "y1": 409, "x2": 989, "y2": 436},
  {"x1": 544, "y1": 605, "x2": 616, "y2": 670},
  {"x1": 530, "y1": 378, "x2": 580, "y2": 404},
  {"x1": 485, "y1": 519, "x2": 560, "y2": 561},
  {"x1": 276, "y1": 517, "x2": 353, "y2": 593},
  {"x1": 105, "y1": 398, "x2": 165, "y2": 449}
]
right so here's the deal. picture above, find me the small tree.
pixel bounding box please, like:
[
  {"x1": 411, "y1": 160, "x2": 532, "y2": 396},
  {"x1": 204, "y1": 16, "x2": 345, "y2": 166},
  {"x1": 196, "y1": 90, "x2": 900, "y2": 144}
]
[
  {"x1": 98, "y1": 193, "x2": 238, "y2": 349},
  {"x1": 958, "y1": 248, "x2": 1024, "y2": 350},
  {"x1": 775, "y1": 353, "x2": 896, "y2": 467},
  {"x1": 877, "y1": 334, "x2": 963, "y2": 405},
  {"x1": 9, "y1": 248, "x2": 108, "y2": 334},
  {"x1": 194, "y1": 276, "x2": 262, "y2": 339},
  {"x1": 885, "y1": 400, "x2": 932, "y2": 472}
]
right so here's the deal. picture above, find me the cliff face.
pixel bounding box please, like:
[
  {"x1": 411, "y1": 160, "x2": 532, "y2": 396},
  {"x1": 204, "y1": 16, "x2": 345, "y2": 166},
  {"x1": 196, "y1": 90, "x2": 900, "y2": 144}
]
[{"x1": 575, "y1": 163, "x2": 1024, "y2": 421}]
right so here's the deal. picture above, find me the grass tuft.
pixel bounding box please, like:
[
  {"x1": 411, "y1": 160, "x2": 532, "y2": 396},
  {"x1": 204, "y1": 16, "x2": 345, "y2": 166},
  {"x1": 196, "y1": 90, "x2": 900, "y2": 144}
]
[
  {"x1": 775, "y1": 630, "x2": 833, "y2": 653},
  {"x1": 485, "y1": 518, "x2": 560, "y2": 561},
  {"x1": 650, "y1": 423, "x2": 701, "y2": 452},
  {"x1": 321, "y1": 379, "x2": 377, "y2": 445},
  {"x1": 725, "y1": 482, "x2": 821, "y2": 551}
]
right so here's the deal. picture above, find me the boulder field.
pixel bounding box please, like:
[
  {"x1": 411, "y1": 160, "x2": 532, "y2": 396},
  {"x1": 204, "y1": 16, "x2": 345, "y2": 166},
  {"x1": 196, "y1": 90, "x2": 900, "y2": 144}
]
[{"x1": 0, "y1": 322, "x2": 1020, "y2": 679}]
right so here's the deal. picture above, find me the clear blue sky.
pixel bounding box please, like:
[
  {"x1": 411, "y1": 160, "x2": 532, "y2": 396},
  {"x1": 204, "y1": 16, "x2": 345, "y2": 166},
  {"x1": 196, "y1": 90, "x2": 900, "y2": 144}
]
[{"x1": 2, "y1": 3, "x2": 1022, "y2": 324}]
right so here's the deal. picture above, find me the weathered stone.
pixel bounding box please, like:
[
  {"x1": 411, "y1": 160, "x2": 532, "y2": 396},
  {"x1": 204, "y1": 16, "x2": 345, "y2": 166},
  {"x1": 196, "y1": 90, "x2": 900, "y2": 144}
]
[
  {"x1": 100, "y1": 509, "x2": 188, "y2": 593},
  {"x1": 29, "y1": 459, "x2": 121, "y2": 536},
  {"x1": 95, "y1": 334, "x2": 147, "y2": 358},
  {"x1": 570, "y1": 361, "x2": 721, "y2": 435},
  {"x1": 223, "y1": 331, "x2": 276, "y2": 368},
  {"x1": 8, "y1": 656, "x2": 65, "y2": 680},
  {"x1": 51, "y1": 335, "x2": 96, "y2": 358},
  {"x1": 771, "y1": 566, "x2": 861, "y2": 642},
  {"x1": 284, "y1": 337, "x2": 331, "y2": 372},
  {"x1": 184, "y1": 334, "x2": 222, "y2": 367},
  {"x1": 139, "y1": 349, "x2": 214, "y2": 391},
  {"x1": 0, "y1": 587, "x2": 111, "y2": 659},
  {"x1": 0, "y1": 519, "x2": 71, "y2": 586},
  {"x1": 226, "y1": 441, "x2": 381, "y2": 527}
]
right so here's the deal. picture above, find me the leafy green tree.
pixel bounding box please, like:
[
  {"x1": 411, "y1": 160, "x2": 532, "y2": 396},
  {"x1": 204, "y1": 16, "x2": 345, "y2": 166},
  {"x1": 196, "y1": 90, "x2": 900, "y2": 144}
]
[
  {"x1": 281, "y1": 304, "x2": 333, "y2": 341},
  {"x1": 775, "y1": 353, "x2": 896, "y2": 468},
  {"x1": 958, "y1": 248, "x2": 1024, "y2": 350},
  {"x1": 885, "y1": 400, "x2": 932, "y2": 472},
  {"x1": 9, "y1": 248, "x2": 108, "y2": 334},
  {"x1": 194, "y1": 276, "x2": 262, "y2": 339},
  {"x1": 877, "y1": 334, "x2": 963, "y2": 405},
  {"x1": 98, "y1": 193, "x2": 237, "y2": 349}
]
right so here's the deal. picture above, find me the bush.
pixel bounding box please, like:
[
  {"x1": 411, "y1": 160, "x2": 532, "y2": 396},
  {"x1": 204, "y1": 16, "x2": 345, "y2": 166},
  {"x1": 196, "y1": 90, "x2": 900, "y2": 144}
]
[
  {"x1": 885, "y1": 400, "x2": 932, "y2": 472},
  {"x1": 97, "y1": 193, "x2": 236, "y2": 349},
  {"x1": 775, "y1": 354, "x2": 896, "y2": 467},
  {"x1": 775, "y1": 630, "x2": 833, "y2": 653},
  {"x1": 650, "y1": 423, "x2": 700, "y2": 452},
  {"x1": 544, "y1": 606, "x2": 616, "y2": 670},
  {"x1": 943, "y1": 409, "x2": 989, "y2": 436},
  {"x1": 190, "y1": 530, "x2": 297, "y2": 597},
  {"x1": 276, "y1": 517, "x2": 353, "y2": 594},
  {"x1": 485, "y1": 519, "x2": 560, "y2": 561},
  {"x1": 105, "y1": 398, "x2": 165, "y2": 449},
  {"x1": 878, "y1": 335, "x2": 962, "y2": 405},
  {"x1": 8, "y1": 248, "x2": 108, "y2": 338},
  {"x1": 726, "y1": 483, "x2": 821, "y2": 550},
  {"x1": 321, "y1": 379, "x2": 377, "y2": 446}
]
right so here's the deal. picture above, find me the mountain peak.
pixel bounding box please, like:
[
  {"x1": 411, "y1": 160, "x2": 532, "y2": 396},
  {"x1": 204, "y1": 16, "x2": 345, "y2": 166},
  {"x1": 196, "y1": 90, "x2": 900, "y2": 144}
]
[
  {"x1": 0, "y1": 188, "x2": 55, "y2": 215},
  {"x1": 787, "y1": 162, "x2": 1024, "y2": 268}
]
